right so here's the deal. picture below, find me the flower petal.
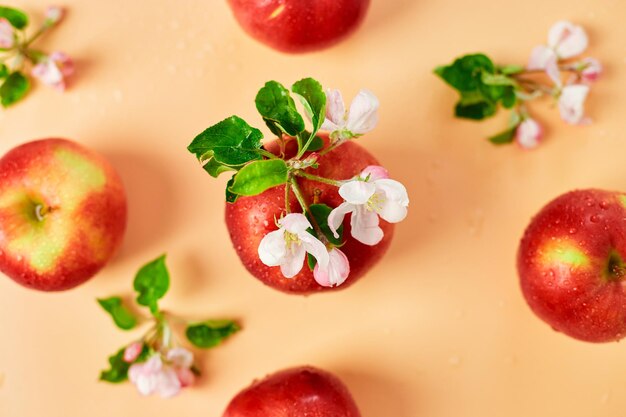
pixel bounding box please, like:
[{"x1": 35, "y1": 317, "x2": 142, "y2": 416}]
[
  {"x1": 167, "y1": 347, "x2": 194, "y2": 368},
  {"x1": 545, "y1": 54, "x2": 561, "y2": 87},
  {"x1": 351, "y1": 206, "x2": 384, "y2": 245},
  {"x1": 0, "y1": 18, "x2": 14, "y2": 49},
  {"x1": 360, "y1": 165, "x2": 389, "y2": 181},
  {"x1": 515, "y1": 118, "x2": 543, "y2": 149},
  {"x1": 300, "y1": 232, "x2": 330, "y2": 269},
  {"x1": 374, "y1": 179, "x2": 410, "y2": 223},
  {"x1": 548, "y1": 21, "x2": 588, "y2": 58},
  {"x1": 156, "y1": 368, "x2": 182, "y2": 398},
  {"x1": 176, "y1": 367, "x2": 195, "y2": 388},
  {"x1": 328, "y1": 202, "x2": 355, "y2": 238},
  {"x1": 258, "y1": 229, "x2": 286, "y2": 267},
  {"x1": 527, "y1": 45, "x2": 555, "y2": 70},
  {"x1": 580, "y1": 57, "x2": 602, "y2": 82},
  {"x1": 559, "y1": 84, "x2": 590, "y2": 125},
  {"x1": 313, "y1": 248, "x2": 350, "y2": 287},
  {"x1": 346, "y1": 89, "x2": 379, "y2": 134},
  {"x1": 279, "y1": 242, "x2": 306, "y2": 278},
  {"x1": 50, "y1": 51, "x2": 75, "y2": 77},
  {"x1": 123, "y1": 342, "x2": 143, "y2": 363},
  {"x1": 279, "y1": 213, "x2": 312, "y2": 234},
  {"x1": 339, "y1": 180, "x2": 376, "y2": 205}
]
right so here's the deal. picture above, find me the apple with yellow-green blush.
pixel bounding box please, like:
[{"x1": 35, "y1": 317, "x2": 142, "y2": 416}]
[
  {"x1": 518, "y1": 189, "x2": 626, "y2": 342},
  {"x1": 0, "y1": 139, "x2": 127, "y2": 291}
]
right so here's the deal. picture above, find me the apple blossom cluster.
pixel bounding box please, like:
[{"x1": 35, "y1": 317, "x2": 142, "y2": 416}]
[
  {"x1": 0, "y1": 5, "x2": 73, "y2": 107},
  {"x1": 188, "y1": 78, "x2": 409, "y2": 289},
  {"x1": 435, "y1": 20, "x2": 601, "y2": 149},
  {"x1": 98, "y1": 255, "x2": 239, "y2": 398}
]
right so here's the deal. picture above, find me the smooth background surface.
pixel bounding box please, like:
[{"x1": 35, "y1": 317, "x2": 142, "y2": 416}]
[{"x1": 0, "y1": 1, "x2": 625, "y2": 416}]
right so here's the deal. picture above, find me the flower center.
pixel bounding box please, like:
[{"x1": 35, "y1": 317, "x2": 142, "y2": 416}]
[
  {"x1": 366, "y1": 191, "x2": 385, "y2": 212},
  {"x1": 284, "y1": 231, "x2": 302, "y2": 252}
]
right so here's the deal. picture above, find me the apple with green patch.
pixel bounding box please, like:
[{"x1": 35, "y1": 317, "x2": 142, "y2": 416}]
[
  {"x1": 518, "y1": 189, "x2": 626, "y2": 342},
  {"x1": 0, "y1": 138, "x2": 127, "y2": 291}
]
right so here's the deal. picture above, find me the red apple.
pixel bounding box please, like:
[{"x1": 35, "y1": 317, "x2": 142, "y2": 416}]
[
  {"x1": 225, "y1": 136, "x2": 394, "y2": 294},
  {"x1": 518, "y1": 189, "x2": 626, "y2": 342},
  {"x1": 0, "y1": 138, "x2": 127, "y2": 291},
  {"x1": 227, "y1": 0, "x2": 370, "y2": 53},
  {"x1": 223, "y1": 366, "x2": 361, "y2": 417}
]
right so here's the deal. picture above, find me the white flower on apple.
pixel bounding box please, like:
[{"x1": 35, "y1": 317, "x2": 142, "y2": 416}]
[
  {"x1": 313, "y1": 248, "x2": 350, "y2": 287},
  {"x1": 258, "y1": 213, "x2": 330, "y2": 278},
  {"x1": 128, "y1": 348, "x2": 195, "y2": 398},
  {"x1": 0, "y1": 18, "x2": 14, "y2": 49},
  {"x1": 558, "y1": 84, "x2": 590, "y2": 125},
  {"x1": 31, "y1": 51, "x2": 74, "y2": 91},
  {"x1": 515, "y1": 118, "x2": 543, "y2": 149},
  {"x1": 320, "y1": 88, "x2": 379, "y2": 141},
  {"x1": 328, "y1": 165, "x2": 409, "y2": 246}
]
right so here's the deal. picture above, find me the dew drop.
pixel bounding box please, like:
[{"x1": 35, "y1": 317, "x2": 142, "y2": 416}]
[
  {"x1": 568, "y1": 228, "x2": 577, "y2": 234},
  {"x1": 600, "y1": 201, "x2": 609, "y2": 210},
  {"x1": 590, "y1": 215, "x2": 600, "y2": 223}
]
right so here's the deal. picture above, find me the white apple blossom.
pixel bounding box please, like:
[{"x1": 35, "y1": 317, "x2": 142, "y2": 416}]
[
  {"x1": 558, "y1": 84, "x2": 590, "y2": 125},
  {"x1": 313, "y1": 248, "x2": 350, "y2": 287},
  {"x1": 31, "y1": 51, "x2": 74, "y2": 91},
  {"x1": 328, "y1": 166, "x2": 409, "y2": 246},
  {"x1": 258, "y1": 213, "x2": 329, "y2": 278},
  {"x1": 44, "y1": 6, "x2": 64, "y2": 25},
  {"x1": 0, "y1": 18, "x2": 14, "y2": 49},
  {"x1": 515, "y1": 118, "x2": 543, "y2": 149},
  {"x1": 320, "y1": 88, "x2": 379, "y2": 141},
  {"x1": 128, "y1": 348, "x2": 195, "y2": 398},
  {"x1": 580, "y1": 57, "x2": 602, "y2": 83}
]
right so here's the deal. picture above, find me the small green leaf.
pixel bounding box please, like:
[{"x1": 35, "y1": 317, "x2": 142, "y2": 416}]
[
  {"x1": 97, "y1": 297, "x2": 138, "y2": 330},
  {"x1": 203, "y1": 157, "x2": 236, "y2": 178},
  {"x1": 100, "y1": 348, "x2": 130, "y2": 383},
  {"x1": 188, "y1": 116, "x2": 263, "y2": 167},
  {"x1": 0, "y1": 72, "x2": 29, "y2": 108},
  {"x1": 228, "y1": 159, "x2": 288, "y2": 196},
  {"x1": 186, "y1": 320, "x2": 240, "y2": 349},
  {"x1": 255, "y1": 81, "x2": 305, "y2": 137},
  {"x1": 304, "y1": 135, "x2": 324, "y2": 152},
  {"x1": 454, "y1": 90, "x2": 496, "y2": 120},
  {"x1": 292, "y1": 78, "x2": 326, "y2": 134},
  {"x1": 133, "y1": 254, "x2": 170, "y2": 314},
  {"x1": 500, "y1": 64, "x2": 524, "y2": 75},
  {"x1": 501, "y1": 87, "x2": 517, "y2": 108},
  {"x1": 0, "y1": 6, "x2": 28, "y2": 29},
  {"x1": 0, "y1": 64, "x2": 8, "y2": 79},
  {"x1": 306, "y1": 203, "x2": 343, "y2": 246},
  {"x1": 307, "y1": 253, "x2": 317, "y2": 270},
  {"x1": 225, "y1": 175, "x2": 239, "y2": 203},
  {"x1": 434, "y1": 54, "x2": 495, "y2": 92},
  {"x1": 481, "y1": 73, "x2": 517, "y2": 87},
  {"x1": 488, "y1": 126, "x2": 518, "y2": 145}
]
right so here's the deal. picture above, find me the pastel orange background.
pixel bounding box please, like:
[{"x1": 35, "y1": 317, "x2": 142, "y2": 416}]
[{"x1": 0, "y1": 0, "x2": 625, "y2": 416}]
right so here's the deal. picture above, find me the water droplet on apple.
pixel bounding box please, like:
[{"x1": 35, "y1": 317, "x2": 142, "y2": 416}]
[
  {"x1": 590, "y1": 215, "x2": 600, "y2": 223},
  {"x1": 568, "y1": 228, "x2": 577, "y2": 234},
  {"x1": 600, "y1": 201, "x2": 609, "y2": 210}
]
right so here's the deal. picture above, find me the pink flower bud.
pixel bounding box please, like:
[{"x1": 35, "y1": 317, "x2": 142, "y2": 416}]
[
  {"x1": 360, "y1": 165, "x2": 389, "y2": 181},
  {"x1": 45, "y1": 6, "x2": 64, "y2": 25},
  {"x1": 580, "y1": 57, "x2": 602, "y2": 83},
  {"x1": 31, "y1": 51, "x2": 74, "y2": 91},
  {"x1": 176, "y1": 367, "x2": 195, "y2": 388},
  {"x1": 0, "y1": 18, "x2": 14, "y2": 49},
  {"x1": 515, "y1": 118, "x2": 543, "y2": 150},
  {"x1": 123, "y1": 342, "x2": 143, "y2": 363}
]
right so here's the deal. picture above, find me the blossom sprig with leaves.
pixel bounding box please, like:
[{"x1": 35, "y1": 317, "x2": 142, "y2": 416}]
[
  {"x1": 0, "y1": 5, "x2": 73, "y2": 107},
  {"x1": 98, "y1": 255, "x2": 240, "y2": 398},
  {"x1": 187, "y1": 77, "x2": 409, "y2": 288},
  {"x1": 435, "y1": 20, "x2": 601, "y2": 149}
]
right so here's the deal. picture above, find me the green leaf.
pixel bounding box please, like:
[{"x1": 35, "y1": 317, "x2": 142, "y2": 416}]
[
  {"x1": 228, "y1": 159, "x2": 288, "y2": 196},
  {"x1": 304, "y1": 135, "x2": 324, "y2": 152},
  {"x1": 255, "y1": 81, "x2": 305, "y2": 137},
  {"x1": 488, "y1": 126, "x2": 518, "y2": 145},
  {"x1": 97, "y1": 297, "x2": 138, "y2": 330},
  {"x1": 454, "y1": 90, "x2": 497, "y2": 120},
  {"x1": 186, "y1": 320, "x2": 240, "y2": 349},
  {"x1": 133, "y1": 255, "x2": 170, "y2": 314},
  {"x1": 0, "y1": 6, "x2": 28, "y2": 29},
  {"x1": 203, "y1": 157, "x2": 236, "y2": 178},
  {"x1": 0, "y1": 64, "x2": 8, "y2": 79},
  {"x1": 481, "y1": 73, "x2": 517, "y2": 87},
  {"x1": 225, "y1": 175, "x2": 239, "y2": 203},
  {"x1": 306, "y1": 203, "x2": 343, "y2": 246},
  {"x1": 501, "y1": 87, "x2": 517, "y2": 108},
  {"x1": 292, "y1": 78, "x2": 326, "y2": 134},
  {"x1": 100, "y1": 348, "x2": 130, "y2": 383},
  {"x1": 307, "y1": 253, "x2": 317, "y2": 270},
  {"x1": 0, "y1": 72, "x2": 29, "y2": 108},
  {"x1": 188, "y1": 116, "x2": 263, "y2": 167},
  {"x1": 434, "y1": 54, "x2": 495, "y2": 92},
  {"x1": 500, "y1": 64, "x2": 524, "y2": 75}
]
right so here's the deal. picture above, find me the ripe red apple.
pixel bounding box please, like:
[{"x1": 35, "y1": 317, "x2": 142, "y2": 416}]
[
  {"x1": 223, "y1": 366, "x2": 361, "y2": 417},
  {"x1": 227, "y1": 0, "x2": 370, "y2": 53},
  {"x1": 0, "y1": 138, "x2": 127, "y2": 291},
  {"x1": 518, "y1": 189, "x2": 626, "y2": 342},
  {"x1": 225, "y1": 136, "x2": 394, "y2": 294}
]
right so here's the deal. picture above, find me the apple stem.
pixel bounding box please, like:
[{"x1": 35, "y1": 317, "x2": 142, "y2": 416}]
[
  {"x1": 290, "y1": 179, "x2": 327, "y2": 242},
  {"x1": 295, "y1": 171, "x2": 343, "y2": 187},
  {"x1": 34, "y1": 204, "x2": 47, "y2": 221}
]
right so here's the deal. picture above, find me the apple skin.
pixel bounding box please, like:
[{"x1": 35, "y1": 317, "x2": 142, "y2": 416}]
[
  {"x1": 227, "y1": 0, "x2": 370, "y2": 53},
  {"x1": 518, "y1": 189, "x2": 626, "y2": 342},
  {"x1": 225, "y1": 136, "x2": 394, "y2": 295},
  {"x1": 223, "y1": 366, "x2": 361, "y2": 417},
  {"x1": 0, "y1": 138, "x2": 127, "y2": 291}
]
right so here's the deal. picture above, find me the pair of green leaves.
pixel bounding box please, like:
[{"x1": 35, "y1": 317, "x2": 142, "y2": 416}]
[
  {"x1": 435, "y1": 54, "x2": 519, "y2": 120},
  {"x1": 187, "y1": 78, "x2": 327, "y2": 202},
  {"x1": 0, "y1": 7, "x2": 30, "y2": 107}
]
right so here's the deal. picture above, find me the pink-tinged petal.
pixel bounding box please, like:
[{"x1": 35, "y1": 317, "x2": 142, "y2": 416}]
[
  {"x1": 166, "y1": 348, "x2": 194, "y2": 368},
  {"x1": 143, "y1": 355, "x2": 163, "y2": 373},
  {"x1": 280, "y1": 242, "x2": 306, "y2": 278},
  {"x1": 322, "y1": 88, "x2": 346, "y2": 131},
  {"x1": 313, "y1": 248, "x2": 350, "y2": 287},
  {"x1": 31, "y1": 60, "x2": 64, "y2": 88},
  {"x1": 50, "y1": 51, "x2": 75, "y2": 77},
  {"x1": 545, "y1": 55, "x2": 561, "y2": 87},
  {"x1": 527, "y1": 45, "x2": 555, "y2": 70},
  {"x1": 328, "y1": 202, "x2": 355, "y2": 238},
  {"x1": 559, "y1": 84, "x2": 590, "y2": 125},
  {"x1": 338, "y1": 180, "x2": 376, "y2": 205},
  {"x1": 300, "y1": 232, "x2": 330, "y2": 269},
  {"x1": 0, "y1": 18, "x2": 14, "y2": 49},
  {"x1": 580, "y1": 57, "x2": 602, "y2": 82},
  {"x1": 279, "y1": 213, "x2": 312, "y2": 234},
  {"x1": 548, "y1": 21, "x2": 588, "y2": 58},
  {"x1": 374, "y1": 179, "x2": 410, "y2": 223},
  {"x1": 123, "y1": 342, "x2": 143, "y2": 363},
  {"x1": 156, "y1": 368, "x2": 182, "y2": 398},
  {"x1": 129, "y1": 356, "x2": 162, "y2": 396},
  {"x1": 346, "y1": 89, "x2": 379, "y2": 134},
  {"x1": 515, "y1": 118, "x2": 543, "y2": 149},
  {"x1": 351, "y1": 206, "x2": 384, "y2": 245},
  {"x1": 45, "y1": 6, "x2": 64, "y2": 24},
  {"x1": 176, "y1": 367, "x2": 195, "y2": 388},
  {"x1": 360, "y1": 165, "x2": 389, "y2": 181},
  {"x1": 258, "y1": 229, "x2": 287, "y2": 267}
]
